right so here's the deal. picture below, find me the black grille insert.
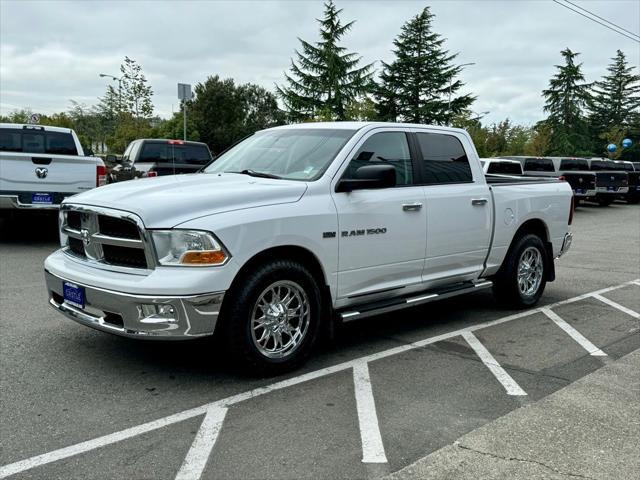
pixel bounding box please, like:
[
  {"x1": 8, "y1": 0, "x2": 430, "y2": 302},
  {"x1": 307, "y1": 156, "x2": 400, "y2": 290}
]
[
  {"x1": 103, "y1": 244, "x2": 147, "y2": 269},
  {"x1": 68, "y1": 237, "x2": 85, "y2": 257},
  {"x1": 98, "y1": 215, "x2": 140, "y2": 239},
  {"x1": 67, "y1": 211, "x2": 81, "y2": 230}
]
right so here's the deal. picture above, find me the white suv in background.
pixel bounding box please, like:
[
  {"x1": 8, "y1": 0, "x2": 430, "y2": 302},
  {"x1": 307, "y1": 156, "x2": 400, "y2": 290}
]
[{"x1": 0, "y1": 123, "x2": 106, "y2": 212}]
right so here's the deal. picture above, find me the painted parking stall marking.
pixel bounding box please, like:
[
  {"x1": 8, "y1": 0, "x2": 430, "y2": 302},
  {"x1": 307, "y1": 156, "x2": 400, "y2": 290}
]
[
  {"x1": 461, "y1": 331, "x2": 527, "y2": 396},
  {"x1": 541, "y1": 309, "x2": 607, "y2": 356},
  {"x1": 592, "y1": 293, "x2": 640, "y2": 319},
  {"x1": 1, "y1": 279, "x2": 637, "y2": 480}
]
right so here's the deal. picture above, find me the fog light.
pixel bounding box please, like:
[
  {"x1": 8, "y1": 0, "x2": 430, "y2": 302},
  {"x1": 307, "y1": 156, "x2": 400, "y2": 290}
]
[{"x1": 138, "y1": 303, "x2": 176, "y2": 320}]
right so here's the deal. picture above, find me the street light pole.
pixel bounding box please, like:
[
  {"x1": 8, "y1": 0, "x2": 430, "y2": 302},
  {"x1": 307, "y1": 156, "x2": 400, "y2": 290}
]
[
  {"x1": 99, "y1": 73, "x2": 123, "y2": 112},
  {"x1": 448, "y1": 62, "x2": 475, "y2": 125}
]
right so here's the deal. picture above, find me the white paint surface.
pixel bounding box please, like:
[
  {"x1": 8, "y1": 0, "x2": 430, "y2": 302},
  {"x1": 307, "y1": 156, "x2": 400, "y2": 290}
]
[
  {"x1": 461, "y1": 331, "x2": 527, "y2": 396},
  {"x1": 353, "y1": 361, "x2": 388, "y2": 464},
  {"x1": 175, "y1": 407, "x2": 228, "y2": 480},
  {"x1": 542, "y1": 309, "x2": 607, "y2": 356}
]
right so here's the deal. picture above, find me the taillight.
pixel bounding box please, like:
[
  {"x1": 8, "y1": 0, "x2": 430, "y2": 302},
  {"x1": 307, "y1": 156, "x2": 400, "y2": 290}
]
[
  {"x1": 96, "y1": 165, "x2": 107, "y2": 187},
  {"x1": 145, "y1": 171, "x2": 158, "y2": 178},
  {"x1": 568, "y1": 196, "x2": 574, "y2": 225},
  {"x1": 558, "y1": 175, "x2": 566, "y2": 181}
]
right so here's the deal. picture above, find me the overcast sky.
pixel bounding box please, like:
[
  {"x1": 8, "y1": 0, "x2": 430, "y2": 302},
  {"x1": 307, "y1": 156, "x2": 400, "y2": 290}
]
[{"x1": 1, "y1": 0, "x2": 638, "y2": 125}]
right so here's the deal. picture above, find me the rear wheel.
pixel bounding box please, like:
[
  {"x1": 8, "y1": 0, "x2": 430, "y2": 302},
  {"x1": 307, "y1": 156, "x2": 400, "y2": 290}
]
[
  {"x1": 221, "y1": 259, "x2": 322, "y2": 375},
  {"x1": 493, "y1": 234, "x2": 547, "y2": 308}
]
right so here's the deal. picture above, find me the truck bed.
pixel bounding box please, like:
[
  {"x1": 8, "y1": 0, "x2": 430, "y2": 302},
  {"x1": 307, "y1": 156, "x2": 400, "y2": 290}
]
[{"x1": 485, "y1": 174, "x2": 561, "y2": 186}]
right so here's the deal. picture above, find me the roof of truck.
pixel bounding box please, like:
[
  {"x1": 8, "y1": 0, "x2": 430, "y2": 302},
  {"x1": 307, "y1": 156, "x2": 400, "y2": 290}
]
[
  {"x1": 0, "y1": 123, "x2": 73, "y2": 134},
  {"x1": 268, "y1": 121, "x2": 468, "y2": 135}
]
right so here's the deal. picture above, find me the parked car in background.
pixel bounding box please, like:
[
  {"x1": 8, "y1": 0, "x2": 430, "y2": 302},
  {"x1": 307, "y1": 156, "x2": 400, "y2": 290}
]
[
  {"x1": 0, "y1": 123, "x2": 106, "y2": 213},
  {"x1": 107, "y1": 139, "x2": 213, "y2": 183},
  {"x1": 480, "y1": 158, "x2": 523, "y2": 175},
  {"x1": 613, "y1": 160, "x2": 639, "y2": 204},
  {"x1": 587, "y1": 158, "x2": 629, "y2": 206},
  {"x1": 502, "y1": 156, "x2": 597, "y2": 205},
  {"x1": 44, "y1": 122, "x2": 573, "y2": 374}
]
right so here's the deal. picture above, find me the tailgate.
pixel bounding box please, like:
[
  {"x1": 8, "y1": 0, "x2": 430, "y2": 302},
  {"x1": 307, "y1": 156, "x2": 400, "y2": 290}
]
[
  {"x1": 563, "y1": 172, "x2": 596, "y2": 192},
  {"x1": 595, "y1": 171, "x2": 627, "y2": 188},
  {"x1": 0, "y1": 152, "x2": 97, "y2": 193}
]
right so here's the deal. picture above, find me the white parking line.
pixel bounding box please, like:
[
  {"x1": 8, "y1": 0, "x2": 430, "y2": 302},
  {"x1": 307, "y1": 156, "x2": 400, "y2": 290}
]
[
  {"x1": 541, "y1": 309, "x2": 607, "y2": 356},
  {"x1": 461, "y1": 332, "x2": 527, "y2": 396},
  {"x1": 175, "y1": 406, "x2": 228, "y2": 480},
  {"x1": 353, "y1": 361, "x2": 388, "y2": 464},
  {"x1": 1, "y1": 279, "x2": 637, "y2": 479},
  {"x1": 592, "y1": 294, "x2": 640, "y2": 319}
]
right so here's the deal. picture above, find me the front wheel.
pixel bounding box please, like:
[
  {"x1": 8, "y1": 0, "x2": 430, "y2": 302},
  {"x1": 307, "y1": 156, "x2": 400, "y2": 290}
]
[
  {"x1": 493, "y1": 234, "x2": 547, "y2": 308},
  {"x1": 221, "y1": 259, "x2": 322, "y2": 375}
]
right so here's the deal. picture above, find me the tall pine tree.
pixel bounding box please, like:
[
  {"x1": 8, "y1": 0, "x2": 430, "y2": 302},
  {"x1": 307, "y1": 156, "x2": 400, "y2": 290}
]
[
  {"x1": 276, "y1": 1, "x2": 373, "y2": 122},
  {"x1": 541, "y1": 48, "x2": 591, "y2": 155},
  {"x1": 375, "y1": 7, "x2": 474, "y2": 124},
  {"x1": 589, "y1": 50, "x2": 640, "y2": 131}
]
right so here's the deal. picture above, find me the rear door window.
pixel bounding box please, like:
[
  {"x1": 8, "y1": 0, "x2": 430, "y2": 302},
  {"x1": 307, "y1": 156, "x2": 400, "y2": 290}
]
[
  {"x1": 415, "y1": 132, "x2": 472, "y2": 184},
  {"x1": 523, "y1": 158, "x2": 555, "y2": 172}
]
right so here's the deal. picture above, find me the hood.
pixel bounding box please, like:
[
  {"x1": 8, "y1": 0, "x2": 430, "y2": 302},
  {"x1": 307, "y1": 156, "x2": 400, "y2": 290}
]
[{"x1": 65, "y1": 173, "x2": 308, "y2": 227}]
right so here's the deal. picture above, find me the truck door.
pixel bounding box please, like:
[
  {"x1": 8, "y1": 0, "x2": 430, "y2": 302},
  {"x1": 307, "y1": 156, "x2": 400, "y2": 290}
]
[
  {"x1": 331, "y1": 129, "x2": 427, "y2": 299},
  {"x1": 412, "y1": 130, "x2": 492, "y2": 284}
]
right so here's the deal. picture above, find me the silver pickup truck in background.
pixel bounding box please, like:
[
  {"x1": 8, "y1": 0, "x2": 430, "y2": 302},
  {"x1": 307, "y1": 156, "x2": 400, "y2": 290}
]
[{"x1": 0, "y1": 123, "x2": 106, "y2": 213}]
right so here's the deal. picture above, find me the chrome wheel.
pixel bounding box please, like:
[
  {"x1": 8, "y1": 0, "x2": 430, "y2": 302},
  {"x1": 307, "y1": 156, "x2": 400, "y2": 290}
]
[
  {"x1": 517, "y1": 246, "x2": 543, "y2": 297},
  {"x1": 250, "y1": 280, "x2": 311, "y2": 359}
]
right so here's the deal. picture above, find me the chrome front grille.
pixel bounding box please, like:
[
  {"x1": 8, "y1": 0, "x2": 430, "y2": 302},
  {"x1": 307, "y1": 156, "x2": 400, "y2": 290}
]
[{"x1": 61, "y1": 205, "x2": 155, "y2": 271}]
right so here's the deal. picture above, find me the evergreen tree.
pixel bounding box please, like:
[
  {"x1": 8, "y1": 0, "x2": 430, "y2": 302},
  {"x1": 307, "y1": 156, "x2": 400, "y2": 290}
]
[
  {"x1": 120, "y1": 56, "x2": 154, "y2": 120},
  {"x1": 276, "y1": 0, "x2": 373, "y2": 121},
  {"x1": 588, "y1": 50, "x2": 640, "y2": 154},
  {"x1": 375, "y1": 7, "x2": 474, "y2": 124},
  {"x1": 541, "y1": 48, "x2": 591, "y2": 155}
]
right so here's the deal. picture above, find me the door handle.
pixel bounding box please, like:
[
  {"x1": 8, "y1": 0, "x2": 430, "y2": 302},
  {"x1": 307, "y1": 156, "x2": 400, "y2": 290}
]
[
  {"x1": 471, "y1": 198, "x2": 488, "y2": 206},
  {"x1": 402, "y1": 202, "x2": 423, "y2": 211}
]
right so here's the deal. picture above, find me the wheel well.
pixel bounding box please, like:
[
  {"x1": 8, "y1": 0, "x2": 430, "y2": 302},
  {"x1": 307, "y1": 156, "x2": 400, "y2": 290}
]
[
  {"x1": 513, "y1": 219, "x2": 555, "y2": 281},
  {"x1": 220, "y1": 245, "x2": 333, "y2": 336}
]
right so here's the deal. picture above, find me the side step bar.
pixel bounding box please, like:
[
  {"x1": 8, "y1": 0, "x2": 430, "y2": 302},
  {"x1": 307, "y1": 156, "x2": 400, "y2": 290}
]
[{"x1": 339, "y1": 280, "x2": 493, "y2": 322}]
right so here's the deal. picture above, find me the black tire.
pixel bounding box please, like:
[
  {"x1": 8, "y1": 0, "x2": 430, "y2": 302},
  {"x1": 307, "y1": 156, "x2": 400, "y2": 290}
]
[
  {"x1": 627, "y1": 196, "x2": 640, "y2": 205},
  {"x1": 493, "y1": 233, "x2": 548, "y2": 308},
  {"x1": 598, "y1": 197, "x2": 613, "y2": 206},
  {"x1": 220, "y1": 259, "x2": 323, "y2": 375}
]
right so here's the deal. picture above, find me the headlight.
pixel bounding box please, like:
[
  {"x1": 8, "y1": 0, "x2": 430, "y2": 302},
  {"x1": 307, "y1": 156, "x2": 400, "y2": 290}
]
[{"x1": 151, "y1": 230, "x2": 229, "y2": 266}]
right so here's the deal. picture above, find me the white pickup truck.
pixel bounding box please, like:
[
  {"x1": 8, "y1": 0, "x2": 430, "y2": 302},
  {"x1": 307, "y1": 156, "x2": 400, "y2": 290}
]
[
  {"x1": 0, "y1": 123, "x2": 106, "y2": 212},
  {"x1": 44, "y1": 122, "x2": 574, "y2": 373}
]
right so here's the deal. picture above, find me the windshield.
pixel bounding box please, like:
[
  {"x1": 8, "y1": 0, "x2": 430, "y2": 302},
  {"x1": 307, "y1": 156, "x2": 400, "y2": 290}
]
[{"x1": 204, "y1": 128, "x2": 356, "y2": 180}]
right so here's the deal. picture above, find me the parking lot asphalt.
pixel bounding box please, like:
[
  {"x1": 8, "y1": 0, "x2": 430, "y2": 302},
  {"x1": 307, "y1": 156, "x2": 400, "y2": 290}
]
[{"x1": 0, "y1": 201, "x2": 639, "y2": 480}]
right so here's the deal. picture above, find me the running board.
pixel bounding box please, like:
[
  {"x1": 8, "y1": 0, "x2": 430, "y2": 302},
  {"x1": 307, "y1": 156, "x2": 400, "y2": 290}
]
[{"x1": 339, "y1": 280, "x2": 493, "y2": 322}]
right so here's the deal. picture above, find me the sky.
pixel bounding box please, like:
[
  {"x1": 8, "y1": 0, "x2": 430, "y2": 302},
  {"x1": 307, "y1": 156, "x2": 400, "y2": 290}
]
[{"x1": 1, "y1": 0, "x2": 639, "y2": 126}]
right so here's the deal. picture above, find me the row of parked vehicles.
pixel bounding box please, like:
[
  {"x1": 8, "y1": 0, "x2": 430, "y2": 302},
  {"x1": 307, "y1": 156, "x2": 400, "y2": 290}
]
[{"x1": 481, "y1": 156, "x2": 640, "y2": 206}]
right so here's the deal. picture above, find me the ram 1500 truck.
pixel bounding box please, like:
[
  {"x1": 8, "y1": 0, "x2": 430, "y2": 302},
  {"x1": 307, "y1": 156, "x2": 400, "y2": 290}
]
[
  {"x1": 587, "y1": 158, "x2": 629, "y2": 206},
  {"x1": 44, "y1": 122, "x2": 574, "y2": 373},
  {"x1": 0, "y1": 123, "x2": 106, "y2": 212},
  {"x1": 612, "y1": 160, "x2": 639, "y2": 204}
]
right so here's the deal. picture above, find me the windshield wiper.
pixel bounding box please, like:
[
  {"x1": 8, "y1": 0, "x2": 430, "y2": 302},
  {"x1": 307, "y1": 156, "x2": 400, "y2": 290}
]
[{"x1": 228, "y1": 169, "x2": 283, "y2": 179}]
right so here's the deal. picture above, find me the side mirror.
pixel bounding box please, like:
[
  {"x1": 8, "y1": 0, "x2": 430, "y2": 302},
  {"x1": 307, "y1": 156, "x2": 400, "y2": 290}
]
[
  {"x1": 336, "y1": 164, "x2": 397, "y2": 192},
  {"x1": 106, "y1": 154, "x2": 120, "y2": 163}
]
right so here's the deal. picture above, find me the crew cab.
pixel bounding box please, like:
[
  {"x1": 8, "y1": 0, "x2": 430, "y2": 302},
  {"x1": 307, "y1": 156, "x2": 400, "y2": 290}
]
[
  {"x1": 612, "y1": 160, "x2": 639, "y2": 204},
  {"x1": 504, "y1": 156, "x2": 597, "y2": 203},
  {"x1": 0, "y1": 123, "x2": 106, "y2": 211},
  {"x1": 107, "y1": 139, "x2": 213, "y2": 183},
  {"x1": 44, "y1": 122, "x2": 573, "y2": 374},
  {"x1": 480, "y1": 158, "x2": 523, "y2": 175},
  {"x1": 587, "y1": 158, "x2": 629, "y2": 206}
]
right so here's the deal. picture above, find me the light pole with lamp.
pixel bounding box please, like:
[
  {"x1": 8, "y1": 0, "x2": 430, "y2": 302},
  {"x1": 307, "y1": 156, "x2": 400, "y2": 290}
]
[
  {"x1": 99, "y1": 73, "x2": 123, "y2": 112},
  {"x1": 448, "y1": 62, "x2": 475, "y2": 125}
]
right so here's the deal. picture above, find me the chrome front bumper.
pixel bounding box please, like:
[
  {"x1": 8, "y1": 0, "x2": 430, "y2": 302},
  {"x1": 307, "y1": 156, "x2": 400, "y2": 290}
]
[{"x1": 45, "y1": 270, "x2": 225, "y2": 339}]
